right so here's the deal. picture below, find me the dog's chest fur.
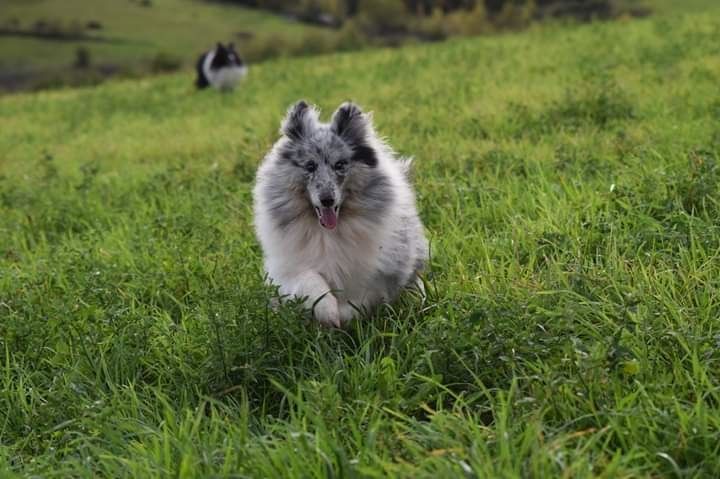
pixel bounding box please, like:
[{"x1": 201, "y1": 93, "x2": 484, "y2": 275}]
[{"x1": 285, "y1": 215, "x2": 385, "y2": 297}]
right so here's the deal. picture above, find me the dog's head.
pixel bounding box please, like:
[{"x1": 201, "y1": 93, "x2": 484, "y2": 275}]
[
  {"x1": 211, "y1": 42, "x2": 244, "y2": 69},
  {"x1": 274, "y1": 100, "x2": 382, "y2": 230}
]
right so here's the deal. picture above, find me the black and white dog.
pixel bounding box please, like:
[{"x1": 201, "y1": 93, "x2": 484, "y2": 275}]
[{"x1": 195, "y1": 42, "x2": 247, "y2": 91}]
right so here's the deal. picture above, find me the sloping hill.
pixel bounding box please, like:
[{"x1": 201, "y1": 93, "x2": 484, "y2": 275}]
[
  {"x1": 0, "y1": 0, "x2": 325, "y2": 90},
  {"x1": 1, "y1": 4, "x2": 720, "y2": 477}
]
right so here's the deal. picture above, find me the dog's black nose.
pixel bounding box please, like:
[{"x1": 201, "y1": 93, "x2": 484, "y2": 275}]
[{"x1": 320, "y1": 196, "x2": 335, "y2": 208}]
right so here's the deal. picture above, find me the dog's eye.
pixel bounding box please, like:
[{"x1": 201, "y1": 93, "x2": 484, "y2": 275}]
[
  {"x1": 334, "y1": 160, "x2": 348, "y2": 171},
  {"x1": 305, "y1": 162, "x2": 317, "y2": 173}
]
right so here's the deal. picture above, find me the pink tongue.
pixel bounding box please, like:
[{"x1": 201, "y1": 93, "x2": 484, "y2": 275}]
[{"x1": 319, "y1": 207, "x2": 337, "y2": 229}]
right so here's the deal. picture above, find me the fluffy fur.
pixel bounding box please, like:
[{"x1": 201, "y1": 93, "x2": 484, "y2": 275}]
[
  {"x1": 195, "y1": 42, "x2": 247, "y2": 91},
  {"x1": 253, "y1": 101, "x2": 429, "y2": 327}
]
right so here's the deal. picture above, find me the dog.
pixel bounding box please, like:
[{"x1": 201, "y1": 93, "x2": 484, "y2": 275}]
[
  {"x1": 253, "y1": 100, "x2": 429, "y2": 327},
  {"x1": 195, "y1": 42, "x2": 247, "y2": 91}
]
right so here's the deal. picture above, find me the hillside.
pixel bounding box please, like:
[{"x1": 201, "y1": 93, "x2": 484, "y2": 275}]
[
  {"x1": 2, "y1": 3, "x2": 720, "y2": 477},
  {"x1": 0, "y1": 0, "x2": 710, "y2": 92},
  {"x1": 0, "y1": 0, "x2": 325, "y2": 90}
]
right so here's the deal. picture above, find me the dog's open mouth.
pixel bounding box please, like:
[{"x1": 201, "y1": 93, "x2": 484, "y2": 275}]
[{"x1": 315, "y1": 206, "x2": 339, "y2": 230}]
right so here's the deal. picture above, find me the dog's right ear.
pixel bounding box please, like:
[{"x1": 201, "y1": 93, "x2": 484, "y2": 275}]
[{"x1": 281, "y1": 100, "x2": 316, "y2": 141}]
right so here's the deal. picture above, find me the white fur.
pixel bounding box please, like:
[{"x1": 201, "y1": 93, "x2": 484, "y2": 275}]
[{"x1": 253, "y1": 119, "x2": 427, "y2": 327}]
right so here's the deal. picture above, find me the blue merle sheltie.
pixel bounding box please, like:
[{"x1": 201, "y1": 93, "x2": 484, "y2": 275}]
[{"x1": 253, "y1": 101, "x2": 429, "y2": 327}]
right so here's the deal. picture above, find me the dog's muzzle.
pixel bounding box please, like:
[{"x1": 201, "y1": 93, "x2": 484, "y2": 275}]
[{"x1": 315, "y1": 205, "x2": 339, "y2": 230}]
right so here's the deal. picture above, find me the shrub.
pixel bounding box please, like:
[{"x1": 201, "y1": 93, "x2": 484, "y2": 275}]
[
  {"x1": 492, "y1": 0, "x2": 536, "y2": 29},
  {"x1": 4, "y1": 17, "x2": 20, "y2": 29},
  {"x1": 295, "y1": 30, "x2": 335, "y2": 56},
  {"x1": 242, "y1": 34, "x2": 292, "y2": 62},
  {"x1": 442, "y1": 4, "x2": 491, "y2": 35},
  {"x1": 334, "y1": 20, "x2": 367, "y2": 51},
  {"x1": 356, "y1": 0, "x2": 409, "y2": 33},
  {"x1": 298, "y1": 0, "x2": 345, "y2": 25},
  {"x1": 73, "y1": 47, "x2": 91, "y2": 69},
  {"x1": 150, "y1": 52, "x2": 182, "y2": 72},
  {"x1": 412, "y1": 9, "x2": 448, "y2": 40}
]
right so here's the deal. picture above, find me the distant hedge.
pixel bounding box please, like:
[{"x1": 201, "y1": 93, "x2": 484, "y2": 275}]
[
  {"x1": 208, "y1": 0, "x2": 647, "y2": 38},
  {"x1": 211, "y1": 0, "x2": 635, "y2": 22}
]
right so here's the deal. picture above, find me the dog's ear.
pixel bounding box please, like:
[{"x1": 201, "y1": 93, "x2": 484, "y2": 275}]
[
  {"x1": 331, "y1": 102, "x2": 369, "y2": 144},
  {"x1": 281, "y1": 100, "x2": 316, "y2": 141},
  {"x1": 331, "y1": 102, "x2": 377, "y2": 168}
]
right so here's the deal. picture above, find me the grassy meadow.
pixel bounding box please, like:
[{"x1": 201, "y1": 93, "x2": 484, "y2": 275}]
[
  {"x1": 2, "y1": 2, "x2": 720, "y2": 477},
  {"x1": 0, "y1": 0, "x2": 327, "y2": 90}
]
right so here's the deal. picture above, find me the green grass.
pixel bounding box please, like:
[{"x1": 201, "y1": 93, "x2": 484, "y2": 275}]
[
  {"x1": 0, "y1": 0, "x2": 322, "y2": 73},
  {"x1": 2, "y1": 2, "x2": 720, "y2": 476}
]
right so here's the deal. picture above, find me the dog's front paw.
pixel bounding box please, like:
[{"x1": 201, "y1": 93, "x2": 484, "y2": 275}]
[
  {"x1": 312, "y1": 294, "x2": 341, "y2": 328},
  {"x1": 337, "y1": 301, "x2": 357, "y2": 324}
]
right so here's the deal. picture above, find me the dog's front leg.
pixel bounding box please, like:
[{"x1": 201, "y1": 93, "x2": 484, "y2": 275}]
[{"x1": 282, "y1": 271, "x2": 340, "y2": 327}]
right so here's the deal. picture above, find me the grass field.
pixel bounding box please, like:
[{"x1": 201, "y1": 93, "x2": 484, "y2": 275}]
[
  {"x1": 2, "y1": 1, "x2": 720, "y2": 476},
  {"x1": 0, "y1": 0, "x2": 703, "y2": 93},
  {"x1": 0, "y1": 0, "x2": 324, "y2": 89}
]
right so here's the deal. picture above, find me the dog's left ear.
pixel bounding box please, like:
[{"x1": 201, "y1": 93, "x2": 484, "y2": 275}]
[
  {"x1": 331, "y1": 102, "x2": 368, "y2": 144},
  {"x1": 331, "y1": 102, "x2": 377, "y2": 167}
]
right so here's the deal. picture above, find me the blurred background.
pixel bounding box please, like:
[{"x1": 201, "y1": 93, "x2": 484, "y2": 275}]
[{"x1": 0, "y1": 0, "x2": 684, "y2": 94}]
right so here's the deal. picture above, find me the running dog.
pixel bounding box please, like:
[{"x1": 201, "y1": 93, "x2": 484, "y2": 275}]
[{"x1": 253, "y1": 100, "x2": 428, "y2": 327}]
